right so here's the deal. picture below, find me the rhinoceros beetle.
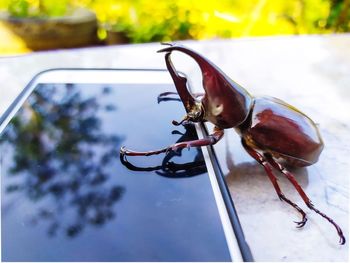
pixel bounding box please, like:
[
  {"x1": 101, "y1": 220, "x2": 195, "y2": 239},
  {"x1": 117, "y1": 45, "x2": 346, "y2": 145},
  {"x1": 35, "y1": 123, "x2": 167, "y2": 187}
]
[{"x1": 120, "y1": 43, "x2": 345, "y2": 245}]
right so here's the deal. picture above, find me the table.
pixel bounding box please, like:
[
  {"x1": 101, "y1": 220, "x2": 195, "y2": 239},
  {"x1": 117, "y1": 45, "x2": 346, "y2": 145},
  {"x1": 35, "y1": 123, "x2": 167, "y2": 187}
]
[{"x1": 0, "y1": 35, "x2": 349, "y2": 261}]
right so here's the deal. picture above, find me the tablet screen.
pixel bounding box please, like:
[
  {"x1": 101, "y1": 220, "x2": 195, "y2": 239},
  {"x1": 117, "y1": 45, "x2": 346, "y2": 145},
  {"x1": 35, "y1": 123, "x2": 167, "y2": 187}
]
[{"x1": 1, "y1": 82, "x2": 232, "y2": 261}]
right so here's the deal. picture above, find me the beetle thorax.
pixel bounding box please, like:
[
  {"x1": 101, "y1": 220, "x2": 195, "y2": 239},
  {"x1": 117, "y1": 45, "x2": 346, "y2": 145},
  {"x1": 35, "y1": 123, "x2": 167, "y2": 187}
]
[{"x1": 201, "y1": 80, "x2": 253, "y2": 129}]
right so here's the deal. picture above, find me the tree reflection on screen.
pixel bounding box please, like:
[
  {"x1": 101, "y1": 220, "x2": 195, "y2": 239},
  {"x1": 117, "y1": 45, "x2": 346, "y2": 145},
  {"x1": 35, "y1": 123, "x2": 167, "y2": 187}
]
[{"x1": 0, "y1": 83, "x2": 124, "y2": 238}]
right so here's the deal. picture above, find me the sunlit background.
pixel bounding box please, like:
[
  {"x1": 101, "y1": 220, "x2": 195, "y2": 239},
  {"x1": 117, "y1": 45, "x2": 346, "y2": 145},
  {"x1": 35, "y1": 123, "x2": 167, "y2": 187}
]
[{"x1": 0, "y1": 0, "x2": 349, "y2": 54}]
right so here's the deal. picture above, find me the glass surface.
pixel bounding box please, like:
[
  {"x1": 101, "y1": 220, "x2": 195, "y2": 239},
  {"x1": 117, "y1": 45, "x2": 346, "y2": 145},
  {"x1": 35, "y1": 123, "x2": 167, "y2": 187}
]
[{"x1": 0, "y1": 82, "x2": 231, "y2": 262}]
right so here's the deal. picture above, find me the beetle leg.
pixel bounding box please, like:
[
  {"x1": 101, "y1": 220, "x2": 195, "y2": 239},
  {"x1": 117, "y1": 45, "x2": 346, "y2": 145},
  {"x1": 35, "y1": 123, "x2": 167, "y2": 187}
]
[
  {"x1": 157, "y1": 92, "x2": 182, "y2": 103},
  {"x1": 264, "y1": 154, "x2": 346, "y2": 245},
  {"x1": 158, "y1": 91, "x2": 204, "y2": 100},
  {"x1": 172, "y1": 115, "x2": 208, "y2": 126},
  {"x1": 241, "y1": 139, "x2": 308, "y2": 228},
  {"x1": 158, "y1": 91, "x2": 178, "y2": 97},
  {"x1": 165, "y1": 126, "x2": 224, "y2": 153},
  {"x1": 120, "y1": 126, "x2": 224, "y2": 157},
  {"x1": 172, "y1": 115, "x2": 191, "y2": 126},
  {"x1": 120, "y1": 146, "x2": 168, "y2": 157},
  {"x1": 157, "y1": 92, "x2": 204, "y2": 104}
]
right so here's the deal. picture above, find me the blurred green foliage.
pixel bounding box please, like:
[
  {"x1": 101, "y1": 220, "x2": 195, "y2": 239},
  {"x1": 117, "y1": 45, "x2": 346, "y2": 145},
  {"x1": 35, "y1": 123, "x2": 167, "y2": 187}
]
[
  {"x1": 326, "y1": 0, "x2": 350, "y2": 31},
  {"x1": 1, "y1": 0, "x2": 349, "y2": 42},
  {"x1": 1, "y1": 0, "x2": 69, "y2": 17}
]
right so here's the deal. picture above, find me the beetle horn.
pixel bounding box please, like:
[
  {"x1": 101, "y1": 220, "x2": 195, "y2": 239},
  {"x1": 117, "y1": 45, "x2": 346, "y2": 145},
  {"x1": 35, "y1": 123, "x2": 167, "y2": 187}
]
[
  {"x1": 158, "y1": 43, "x2": 211, "y2": 73},
  {"x1": 162, "y1": 52, "x2": 197, "y2": 114},
  {"x1": 157, "y1": 43, "x2": 244, "y2": 93}
]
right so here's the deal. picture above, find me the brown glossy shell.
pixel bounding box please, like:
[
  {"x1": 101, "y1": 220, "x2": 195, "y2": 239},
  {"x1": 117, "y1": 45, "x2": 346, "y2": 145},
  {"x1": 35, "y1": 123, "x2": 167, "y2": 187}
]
[{"x1": 242, "y1": 97, "x2": 324, "y2": 166}]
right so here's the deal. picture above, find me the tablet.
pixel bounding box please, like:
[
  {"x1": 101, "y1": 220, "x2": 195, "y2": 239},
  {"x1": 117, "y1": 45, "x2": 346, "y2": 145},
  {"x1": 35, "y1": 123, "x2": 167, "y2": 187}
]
[{"x1": 0, "y1": 69, "x2": 252, "y2": 261}]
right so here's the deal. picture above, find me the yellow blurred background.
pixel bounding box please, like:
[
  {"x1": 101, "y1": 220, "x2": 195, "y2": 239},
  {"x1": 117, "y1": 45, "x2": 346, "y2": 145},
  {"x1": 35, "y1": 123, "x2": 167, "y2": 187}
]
[{"x1": 0, "y1": 0, "x2": 349, "y2": 55}]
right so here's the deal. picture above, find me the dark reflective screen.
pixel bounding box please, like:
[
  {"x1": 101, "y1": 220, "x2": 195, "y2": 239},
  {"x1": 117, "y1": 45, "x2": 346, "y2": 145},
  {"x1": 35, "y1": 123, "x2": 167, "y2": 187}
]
[{"x1": 1, "y1": 82, "x2": 231, "y2": 261}]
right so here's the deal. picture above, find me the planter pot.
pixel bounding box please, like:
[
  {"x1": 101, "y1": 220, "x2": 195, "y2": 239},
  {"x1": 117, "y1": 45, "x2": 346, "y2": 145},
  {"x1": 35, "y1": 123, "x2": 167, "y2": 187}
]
[
  {"x1": 106, "y1": 30, "x2": 130, "y2": 45},
  {"x1": 0, "y1": 8, "x2": 98, "y2": 51}
]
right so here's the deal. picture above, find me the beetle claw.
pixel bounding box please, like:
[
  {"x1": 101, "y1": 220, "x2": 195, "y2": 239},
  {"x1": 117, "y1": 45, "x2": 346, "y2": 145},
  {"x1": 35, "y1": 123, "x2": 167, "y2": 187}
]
[
  {"x1": 120, "y1": 146, "x2": 127, "y2": 156},
  {"x1": 294, "y1": 217, "x2": 308, "y2": 228},
  {"x1": 339, "y1": 236, "x2": 346, "y2": 245}
]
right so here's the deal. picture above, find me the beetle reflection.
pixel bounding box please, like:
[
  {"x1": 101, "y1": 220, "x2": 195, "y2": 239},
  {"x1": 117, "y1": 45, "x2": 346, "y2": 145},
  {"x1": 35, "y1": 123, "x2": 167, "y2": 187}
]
[
  {"x1": 120, "y1": 124, "x2": 207, "y2": 178},
  {"x1": 1, "y1": 84, "x2": 124, "y2": 238}
]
